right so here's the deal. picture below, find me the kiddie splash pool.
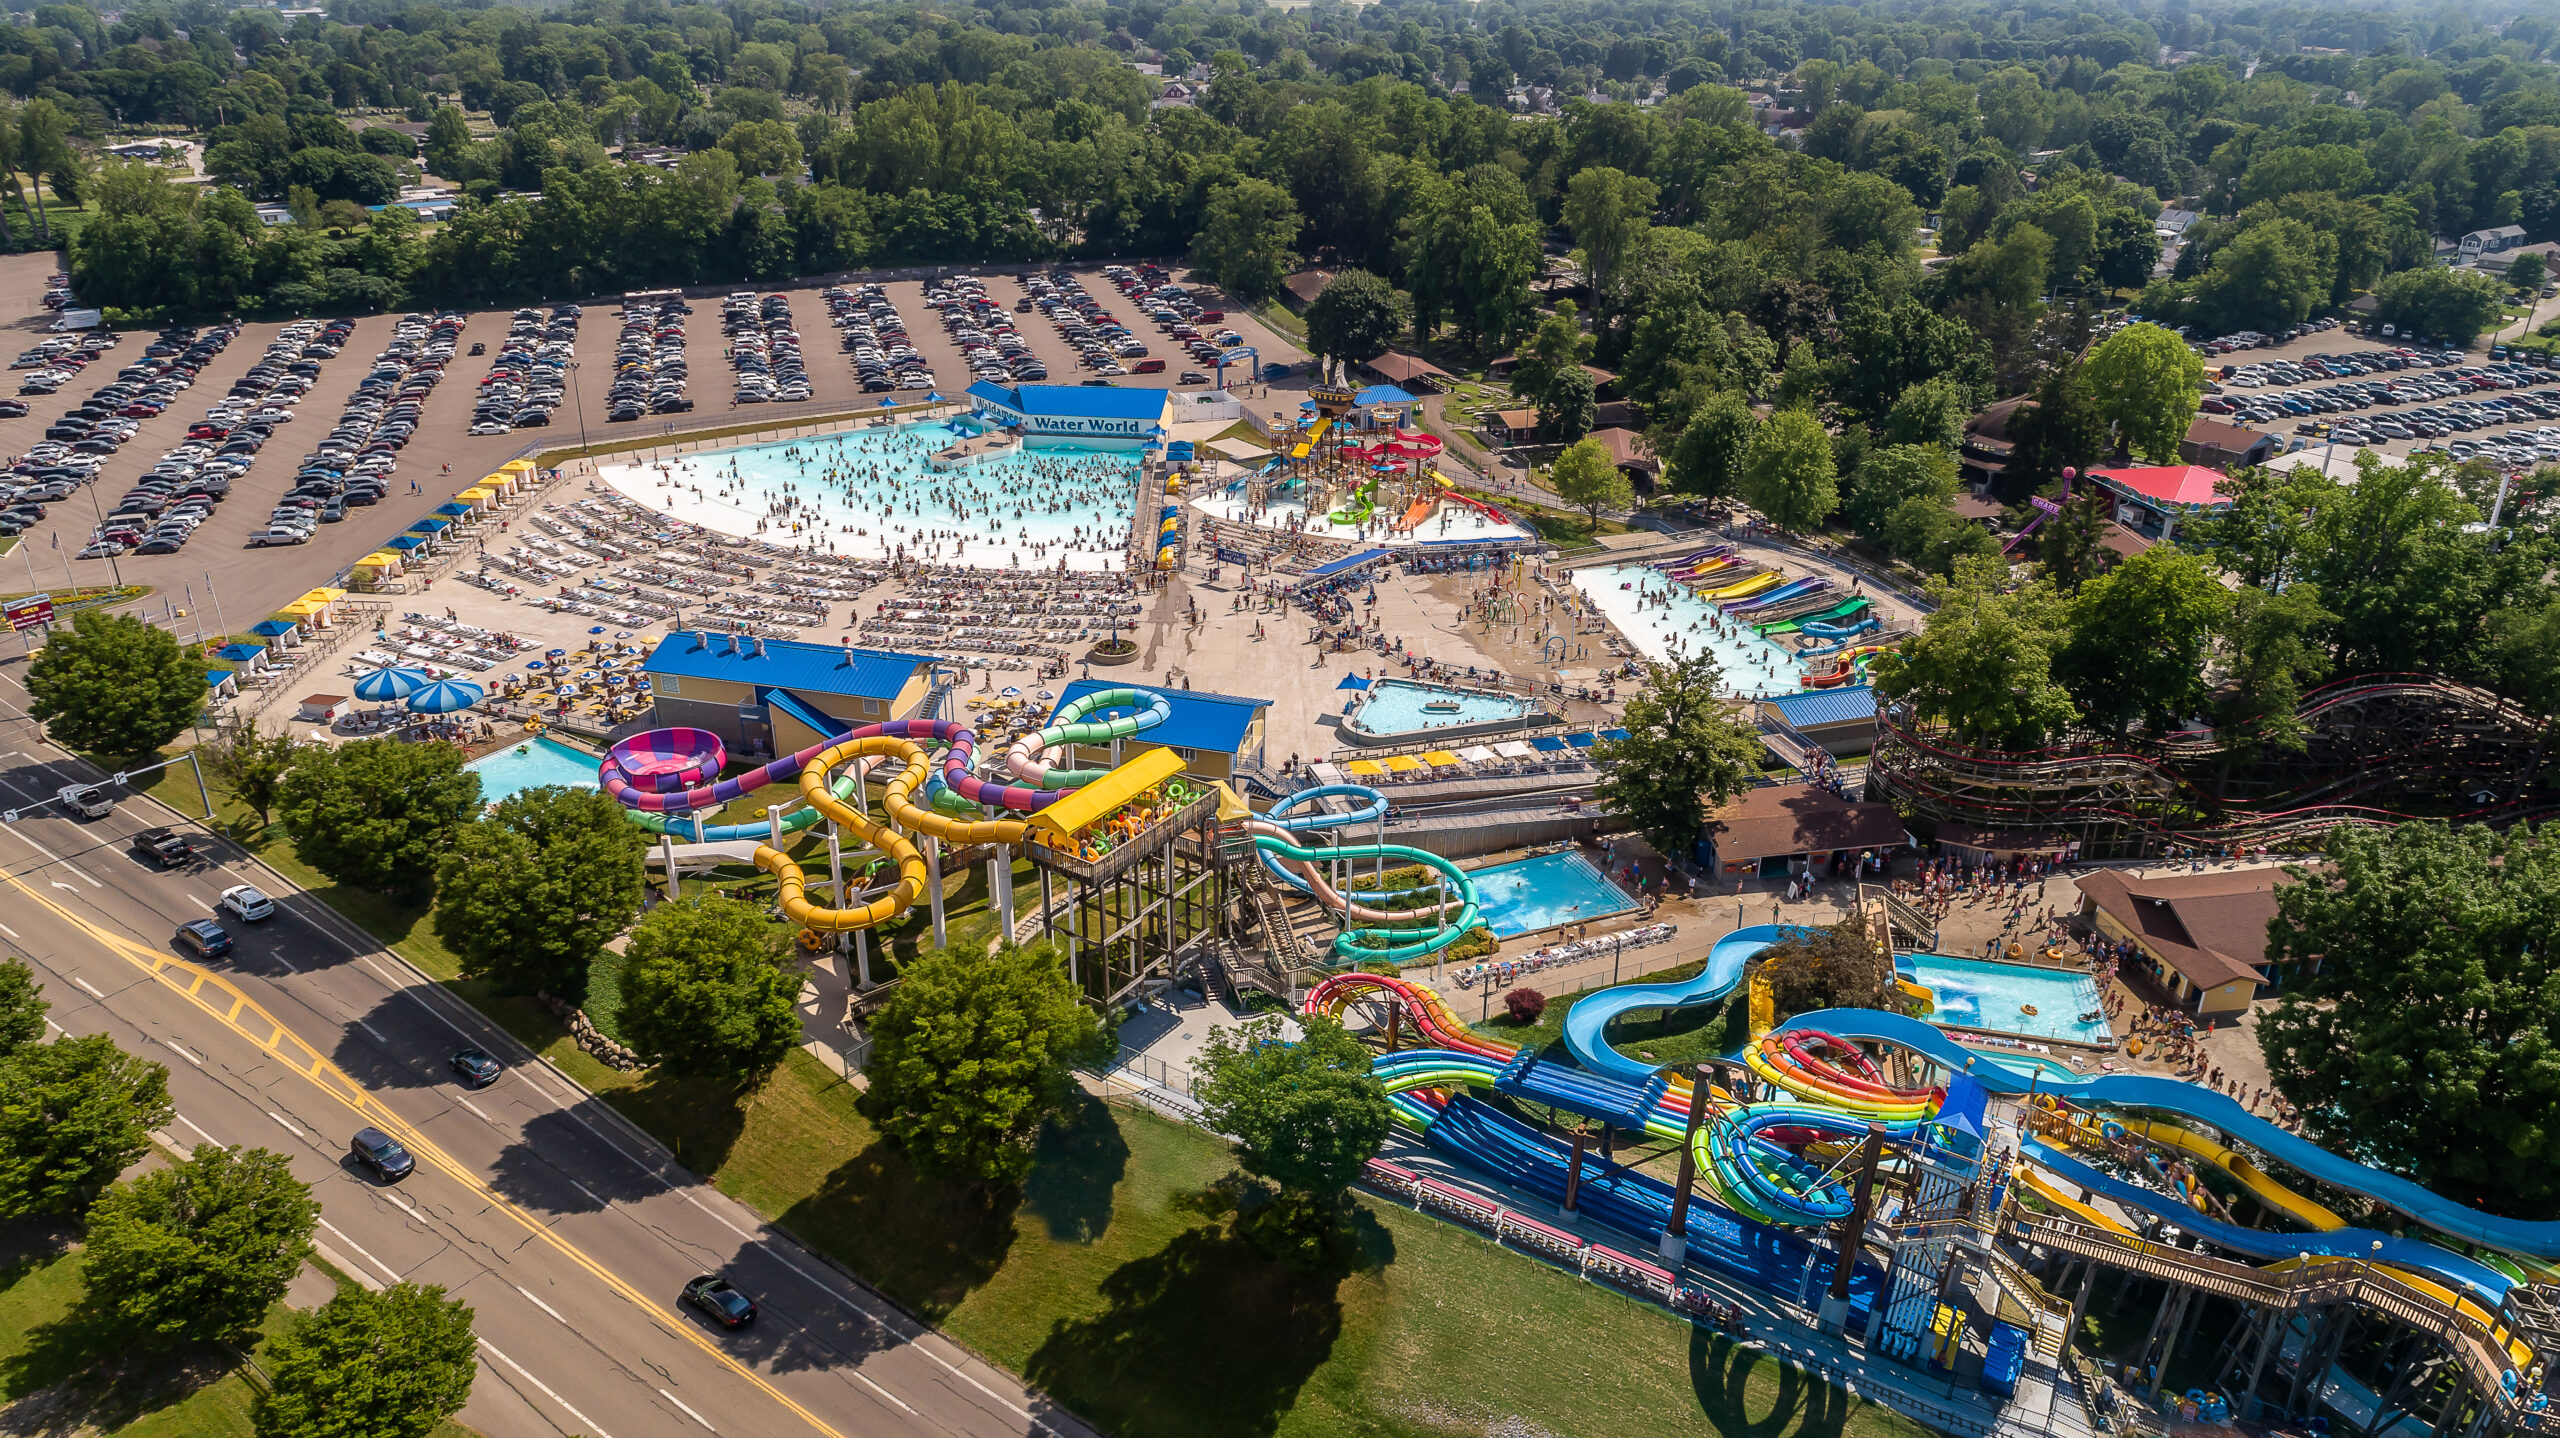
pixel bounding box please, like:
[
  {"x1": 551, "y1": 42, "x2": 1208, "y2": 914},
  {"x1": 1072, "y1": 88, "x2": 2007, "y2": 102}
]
[
  {"x1": 1468, "y1": 851, "x2": 1642, "y2": 937},
  {"x1": 1348, "y1": 679, "x2": 1532, "y2": 739},
  {"x1": 1901, "y1": 953, "x2": 2110, "y2": 1045},
  {"x1": 465, "y1": 735, "x2": 603, "y2": 808}
]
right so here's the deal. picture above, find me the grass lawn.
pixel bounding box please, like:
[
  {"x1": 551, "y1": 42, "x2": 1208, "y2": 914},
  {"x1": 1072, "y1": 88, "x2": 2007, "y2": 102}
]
[
  {"x1": 0, "y1": 1223, "x2": 476, "y2": 1437},
  {"x1": 118, "y1": 756, "x2": 1919, "y2": 1438},
  {"x1": 614, "y1": 1061, "x2": 1926, "y2": 1438},
  {"x1": 1492, "y1": 487, "x2": 1638, "y2": 545},
  {"x1": 1470, "y1": 950, "x2": 1747, "y2": 1070}
]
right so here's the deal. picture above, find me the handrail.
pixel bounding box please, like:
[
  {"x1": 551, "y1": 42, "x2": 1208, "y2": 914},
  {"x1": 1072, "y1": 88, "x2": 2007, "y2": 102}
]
[{"x1": 2008, "y1": 1212, "x2": 2531, "y2": 1415}]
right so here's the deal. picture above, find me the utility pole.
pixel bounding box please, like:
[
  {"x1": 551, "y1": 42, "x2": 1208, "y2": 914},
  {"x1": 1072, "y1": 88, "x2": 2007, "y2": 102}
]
[{"x1": 1660, "y1": 1063, "x2": 1713, "y2": 1265}]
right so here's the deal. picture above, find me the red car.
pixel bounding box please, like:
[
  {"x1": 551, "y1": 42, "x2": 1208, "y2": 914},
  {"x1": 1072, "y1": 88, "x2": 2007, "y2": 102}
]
[
  {"x1": 120, "y1": 402, "x2": 162, "y2": 418},
  {"x1": 186, "y1": 423, "x2": 228, "y2": 440}
]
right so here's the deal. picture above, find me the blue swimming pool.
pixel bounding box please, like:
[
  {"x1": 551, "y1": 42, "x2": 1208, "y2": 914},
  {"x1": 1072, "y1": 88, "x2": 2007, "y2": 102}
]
[
  {"x1": 466, "y1": 735, "x2": 602, "y2": 808},
  {"x1": 1469, "y1": 852, "x2": 1641, "y2": 937},
  {"x1": 1902, "y1": 953, "x2": 2109, "y2": 1045},
  {"x1": 1350, "y1": 679, "x2": 1530, "y2": 737}
]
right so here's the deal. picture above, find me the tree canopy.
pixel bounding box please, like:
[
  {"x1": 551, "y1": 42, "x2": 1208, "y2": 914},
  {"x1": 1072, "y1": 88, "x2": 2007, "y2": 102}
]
[
  {"x1": 859, "y1": 942, "x2": 1109, "y2": 1189},
  {"x1": 434, "y1": 785, "x2": 648, "y2": 1004},
  {"x1": 2083, "y1": 323, "x2": 2204, "y2": 465},
  {"x1": 1302, "y1": 269, "x2": 1403, "y2": 383},
  {"x1": 25, "y1": 609, "x2": 207, "y2": 757},
  {"x1": 2259, "y1": 823, "x2": 2560, "y2": 1220},
  {"x1": 277, "y1": 739, "x2": 482, "y2": 895},
  {"x1": 1593, "y1": 647, "x2": 1764, "y2": 861},
  {"x1": 0, "y1": 1032, "x2": 172, "y2": 1219},
  {"x1": 255, "y1": 1283, "x2": 477, "y2": 1438},
  {"x1": 85, "y1": 1144, "x2": 319, "y2": 1347},
  {"x1": 619, "y1": 893, "x2": 803, "y2": 1082}
]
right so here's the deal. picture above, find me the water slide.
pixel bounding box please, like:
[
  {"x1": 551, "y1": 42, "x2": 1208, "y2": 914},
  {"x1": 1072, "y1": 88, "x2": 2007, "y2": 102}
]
[
  {"x1": 1783, "y1": 1006, "x2": 2560, "y2": 1269},
  {"x1": 1289, "y1": 416, "x2": 1331, "y2": 461},
  {"x1": 1248, "y1": 784, "x2": 1470, "y2": 928},
  {"x1": 1797, "y1": 612, "x2": 1880, "y2": 642},
  {"x1": 1697, "y1": 569, "x2": 1782, "y2": 602},
  {"x1": 1255, "y1": 831, "x2": 1483, "y2": 961},
  {"x1": 1754, "y1": 599, "x2": 1867, "y2": 636},
  {"x1": 1723, "y1": 577, "x2": 1830, "y2": 615},
  {"x1": 1436, "y1": 477, "x2": 1510, "y2": 526},
  {"x1": 1003, "y1": 687, "x2": 1172, "y2": 792},
  {"x1": 1328, "y1": 475, "x2": 1378, "y2": 526},
  {"x1": 2121, "y1": 1118, "x2": 2348, "y2": 1231},
  {"x1": 1394, "y1": 473, "x2": 1455, "y2": 532}
]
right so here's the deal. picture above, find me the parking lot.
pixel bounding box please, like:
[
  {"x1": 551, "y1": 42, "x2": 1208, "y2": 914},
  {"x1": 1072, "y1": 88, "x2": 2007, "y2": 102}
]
[
  {"x1": 2187, "y1": 319, "x2": 2560, "y2": 469},
  {"x1": 0, "y1": 257, "x2": 1313, "y2": 625}
]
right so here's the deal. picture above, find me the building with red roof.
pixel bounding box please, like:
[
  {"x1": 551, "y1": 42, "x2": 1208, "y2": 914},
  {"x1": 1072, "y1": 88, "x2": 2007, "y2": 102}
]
[{"x1": 2087, "y1": 464, "x2": 2234, "y2": 543}]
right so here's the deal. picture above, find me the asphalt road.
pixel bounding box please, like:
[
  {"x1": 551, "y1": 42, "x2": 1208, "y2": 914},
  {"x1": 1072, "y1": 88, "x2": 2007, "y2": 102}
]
[{"x1": 0, "y1": 660, "x2": 1092, "y2": 1438}]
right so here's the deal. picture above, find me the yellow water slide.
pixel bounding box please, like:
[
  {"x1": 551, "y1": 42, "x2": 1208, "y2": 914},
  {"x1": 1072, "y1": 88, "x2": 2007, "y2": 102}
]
[
  {"x1": 2124, "y1": 1119, "x2": 2349, "y2": 1231},
  {"x1": 1698, "y1": 570, "x2": 1783, "y2": 601},
  {"x1": 759, "y1": 733, "x2": 1035, "y2": 934},
  {"x1": 2017, "y1": 1165, "x2": 2140, "y2": 1235},
  {"x1": 1289, "y1": 415, "x2": 1333, "y2": 461}
]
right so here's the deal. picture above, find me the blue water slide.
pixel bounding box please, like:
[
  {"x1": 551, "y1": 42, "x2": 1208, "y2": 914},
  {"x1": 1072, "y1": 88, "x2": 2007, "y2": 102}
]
[
  {"x1": 1799, "y1": 614, "x2": 1881, "y2": 643},
  {"x1": 2022, "y1": 1140, "x2": 2513, "y2": 1306},
  {"x1": 1790, "y1": 1006, "x2": 2560, "y2": 1263},
  {"x1": 1422, "y1": 1098, "x2": 1885, "y2": 1318},
  {"x1": 1559, "y1": 924, "x2": 1796, "y2": 1085}
]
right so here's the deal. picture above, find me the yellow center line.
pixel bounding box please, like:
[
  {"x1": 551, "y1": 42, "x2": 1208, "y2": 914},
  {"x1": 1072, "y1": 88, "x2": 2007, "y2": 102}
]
[{"x1": 0, "y1": 864, "x2": 851, "y2": 1438}]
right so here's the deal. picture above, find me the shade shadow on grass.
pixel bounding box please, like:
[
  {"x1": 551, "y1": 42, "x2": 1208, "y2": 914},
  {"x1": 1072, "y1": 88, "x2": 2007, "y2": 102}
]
[
  {"x1": 1019, "y1": 1092, "x2": 1128, "y2": 1245},
  {"x1": 776, "y1": 1140, "x2": 1023, "y2": 1321},
  {"x1": 1020, "y1": 1204, "x2": 1387, "y2": 1438},
  {"x1": 1690, "y1": 1324, "x2": 1866, "y2": 1438},
  {"x1": 3, "y1": 1293, "x2": 235, "y2": 1435},
  {"x1": 603, "y1": 1068, "x2": 755, "y2": 1177}
]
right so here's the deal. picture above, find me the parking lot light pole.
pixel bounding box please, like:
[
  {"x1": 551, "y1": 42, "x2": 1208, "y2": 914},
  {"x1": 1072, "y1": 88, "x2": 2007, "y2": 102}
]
[{"x1": 569, "y1": 360, "x2": 590, "y2": 456}]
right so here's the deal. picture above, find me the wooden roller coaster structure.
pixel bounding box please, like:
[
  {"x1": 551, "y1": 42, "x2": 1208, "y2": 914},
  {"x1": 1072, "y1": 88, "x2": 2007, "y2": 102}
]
[{"x1": 1868, "y1": 673, "x2": 2558, "y2": 858}]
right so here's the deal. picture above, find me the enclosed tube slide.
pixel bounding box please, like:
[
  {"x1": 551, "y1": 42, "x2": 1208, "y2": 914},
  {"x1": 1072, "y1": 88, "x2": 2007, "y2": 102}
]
[{"x1": 1005, "y1": 688, "x2": 1172, "y2": 791}]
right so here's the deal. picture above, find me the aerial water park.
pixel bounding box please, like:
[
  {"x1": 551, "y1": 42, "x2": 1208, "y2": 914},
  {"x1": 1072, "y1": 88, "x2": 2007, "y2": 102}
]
[
  {"x1": 1191, "y1": 383, "x2": 1533, "y2": 547},
  {"x1": 1569, "y1": 544, "x2": 1912, "y2": 695}
]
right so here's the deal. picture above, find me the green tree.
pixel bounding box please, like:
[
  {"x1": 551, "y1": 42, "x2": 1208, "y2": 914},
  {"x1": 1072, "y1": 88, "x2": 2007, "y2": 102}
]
[
  {"x1": 0, "y1": 1034, "x2": 172, "y2": 1218},
  {"x1": 618, "y1": 893, "x2": 801, "y2": 1081},
  {"x1": 1739, "y1": 408, "x2": 1839, "y2": 534},
  {"x1": 1561, "y1": 165, "x2": 1659, "y2": 313},
  {"x1": 859, "y1": 942, "x2": 1109, "y2": 1189},
  {"x1": 2082, "y1": 322, "x2": 2204, "y2": 464},
  {"x1": 717, "y1": 118, "x2": 802, "y2": 176},
  {"x1": 1192, "y1": 178, "x2": 1301, "y2": 303},
  {"x1": 1872, "y1": 554, "x2": 2078, "y2": 749},
  {"x1": 2035, "y1": 492, "x2": 2112, "y2": 592},
  {"x1": 1592, "y1": 648, "x2": 1763, "y2": 861},
  {"x1": 25, "y1": 609, "x2": 209, "y2": 757},
  {"x1": 2055, "y1": 546, "x2": 2233, "y2": 735},
  {"x1": 434, "y1": 787, "x2": 647, "y2": 1005},
  {"x1": 2508, "y1": 253, "x2": 2548, "y2": 293},
  {"x1": 1302, "y1": 269, "x2": 1403, "y2": 384},
  {"x1": 2258, "y1": 823, "x2": 2560, "y2": 1219},
  {"x1": 277, "y1": 739, "x2": 481, "y2": 895},
  {"x1": 2219, "y1": 585, "x2": 2336, "y2": 757},
  {"x1": 1664, "y1": 390, "x2": 1754, "y2": 501},
  {"x1": 1536, "y1": 364, "x2": 1598, "y2": 440},
  {"x1": 2192, "y1": 218, "x2": 2336, "y2": 335},
  {"x1": 1547, "y1": 436, "x2": 1633, "y2": 529},
  {"x1": 1844, "y1": 442, "x2": 1958, "y2": 538},
  {"x1": 2373, "y1": 264, "x2": 2511, "y2": 344},
  {"x1": 1509, "y1": 299, "x2": 1594, "y2": 414},
  {"x1": 1879, "y1": 376, "x2": 1969, "y2": 450},
  {"x1": 1881, "y1": 492, "x2": 2000, "y2": 575},
  {"x1": 201, "y1": 719, "x2": 300, "y2": 828},
  {"x1": 2001, "y1": 361, "x2": 2106, "y2": 503},
  {"x1": 1194, "y1": 1014, "x2": 1390, "y2": 1263},
  {"x1": 85, "y1": 1144, "x2": 318, "y2": 1348},
  {"x1": 2187, "y1": 464, "x2": 2332, "y2": 591},
  {"x1": 255, "y1": 1283, "x2": 476, "y2": 1438},
  {"x1": 1751, "y1": 920, "x2": 1909, "y2": 1015},
  {"x1": 0, "y1": 957, "x2": 44, "y2": 1058}
]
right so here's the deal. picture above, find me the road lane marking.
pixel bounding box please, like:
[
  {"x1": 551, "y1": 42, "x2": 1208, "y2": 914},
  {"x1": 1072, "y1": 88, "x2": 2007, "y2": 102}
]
[
  {"x1": 456, "y1": 1095, "x2": 492, "y2": 1121},
  {"x1": 73, "y1": 976, "x2": 103, "y2": 997},
  {"x1": 268, "y1": 1111, "x2": 307, "y2": 1139},
  {"x1": 356, "y1": 1019, "x2": 387, "y2": 1042},
  {"x1": 0, "y1": 863, "x2": 861, "y2": 1438},
  {"x1": 317, "y1": 1218, "x2": 404, "y2": 1285},
  {"x1": 514, "y1": 1283, "x2": 566, "y2": 1324},
  {"x1": 482, "y1": 1338, "x2": 616, "y2": 1438},
  {"x1": 660, "y1": 1388, "x2": 718, "y2": 1432},
  {"x1": 165, "y1": 1040, "x2": 205, "y2": 1067},
  {"x1": 570, "y1": 1180, "x2": 605, "y2": 1208},
  {"x1": 176, "y1": 1113, "x2": 220, "y2": 1145},
  {"x1": 384, "y1": 1190, "x2": 418, "y2": 1218},
  {"x1": 194, "y1": 894, "x2": 216, "y2": 911},
  {"x1": 0, "y1": 921, "x2": 16, "y2": 939}
]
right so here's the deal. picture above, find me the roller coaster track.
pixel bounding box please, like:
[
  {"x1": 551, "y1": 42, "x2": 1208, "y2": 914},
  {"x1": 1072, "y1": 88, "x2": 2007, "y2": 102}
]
[{"x1": 1871, "y1": 673, "x2": 2556, "y2": 854}]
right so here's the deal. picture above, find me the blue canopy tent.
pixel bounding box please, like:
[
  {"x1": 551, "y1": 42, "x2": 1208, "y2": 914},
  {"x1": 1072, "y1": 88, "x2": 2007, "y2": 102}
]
[
  {"x1": 1598, "y1": 728, "x2": 1630, "y2": 743},
  {"x1": 1337, "y1": 674, "x2": 1370, "y2": 690},
  {"x1": 433, "y1": 502, "x2": 472, "y2": 518},
  {"x1": 408, "y1": 517, "x2": 452, "y2": 533},
  {"x1": 1529, "y1": 734, "x2": 1569, "y2": 752},
  {"x1": 383, "y1": 534, "x2": 427, "y2": 551},
  {"x1": 1564, "y1": 731, "x2": 1598, "y2": 749}
]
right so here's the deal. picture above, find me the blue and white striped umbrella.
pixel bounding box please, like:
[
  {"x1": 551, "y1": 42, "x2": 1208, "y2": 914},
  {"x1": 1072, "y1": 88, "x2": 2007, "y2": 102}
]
[
  {"x1": 405, "y1": 679, "x2": 486, "y2": 714},
  {"x1": 352, "y1": 666, "x2": 432, "y2": 702}
]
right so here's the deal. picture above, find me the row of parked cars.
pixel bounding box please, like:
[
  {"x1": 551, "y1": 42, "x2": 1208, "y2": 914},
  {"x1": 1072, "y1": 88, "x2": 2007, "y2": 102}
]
[
  {"x1": 43, "y1": 325, "x2": 246, "y2": 555},
  {"x1": 90, "y1": 320, "x2": 362, "y2": 558},
  {"x1": 924, "y1": 276, "x2": 1049, "y2": 386},
  {"x1": 255, "y1": 313, "x2": 462, "y2": 546},
  {"x1": 826, "y1": 284, "x2": 936, "y2": 393},
  {"x1": 1101, "y1": 264, "x2": 1251, "y2": 377},
  {"x1": 2204, "y1": 353, "x2": 2559, "y2": 442},
  {"x1": 468, "y1": 305, "x2": 579, "y2": 435},
  {"x1": 720, "y1": 292, "x2": 812, "y2": 404},
  {"x1": 1023, "y1": 272, "x2": 1152, "y2": 377},
  {"x1": 8, "y1": 329, "x2": 118, "y2": 393},
  {"x1": 610, "y1": 296, "x2": 694, "y2": 418}
]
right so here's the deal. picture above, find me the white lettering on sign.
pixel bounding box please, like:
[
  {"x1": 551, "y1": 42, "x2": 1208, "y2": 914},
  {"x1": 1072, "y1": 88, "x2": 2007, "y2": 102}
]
[{"x1": 975, "y1": 404, "x2": 1153, "y2": 437}]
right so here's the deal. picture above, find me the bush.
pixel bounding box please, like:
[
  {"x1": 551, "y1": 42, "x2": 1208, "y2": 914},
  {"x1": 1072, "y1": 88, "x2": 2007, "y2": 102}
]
[{"x1": 1504, "y1": 987, "x2": 1548, "y2": 1024}]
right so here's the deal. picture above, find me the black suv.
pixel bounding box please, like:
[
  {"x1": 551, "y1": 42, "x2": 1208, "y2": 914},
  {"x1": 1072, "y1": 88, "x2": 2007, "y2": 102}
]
[{"x1": 349, "y1": 1127, "x2": 415, "y2": 1181}]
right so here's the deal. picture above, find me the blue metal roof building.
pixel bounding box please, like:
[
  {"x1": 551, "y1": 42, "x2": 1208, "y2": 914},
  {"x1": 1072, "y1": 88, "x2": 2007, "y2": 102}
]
[
  {"x1": 965, "y1": 381, "x2": 1170, "y2": 441},
  {"x1": 643, "y1": 633, "x2": 941, "y2": 761},
  {"x1": 1047, "y1": 679, "x2": 1272, "y2": 780},
  {"x1": 1754, "y1": 685, "x2": 1877, "y2": 760}
]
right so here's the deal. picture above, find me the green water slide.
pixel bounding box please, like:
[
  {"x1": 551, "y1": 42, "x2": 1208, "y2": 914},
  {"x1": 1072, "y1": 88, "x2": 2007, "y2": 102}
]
[
  {"x1": 1250, "y1": 833, "x2": 1484, "y2": 961},
  {"x1": 1327, "y1": 478, "x2": 1378, "y2": 526},
  {"x1": 1005, "y1": 688, "x2": 1175, "y2": 789},
  {"x1": 1756, "y1": 598, "x2": 1870, "y2": 635}
]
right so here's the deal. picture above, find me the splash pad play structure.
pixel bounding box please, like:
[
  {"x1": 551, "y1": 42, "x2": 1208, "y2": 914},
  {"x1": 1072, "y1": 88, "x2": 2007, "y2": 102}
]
[
  {"x1": 1194, "y1": 388, "x2": 1532, "y2": 548},
  {"x1": 1305, "y1": 922, "x2": 2560, "y2": 1432},
  {"x1": 601, "y1": 683, "x2": 1499, "y2": 1001}
]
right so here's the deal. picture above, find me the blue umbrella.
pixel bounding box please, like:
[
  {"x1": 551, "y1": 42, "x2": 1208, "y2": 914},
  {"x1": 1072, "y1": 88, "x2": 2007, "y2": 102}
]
[
  {"x1": 406, "y1": 679, "x2": 486, "y2": 714},
  {"x1": 353, "y1": 666, "x2": 432, "y2": 702},
  {"x1": 1337, "y1": 674, "x2": 1370, "y2": 690}
]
